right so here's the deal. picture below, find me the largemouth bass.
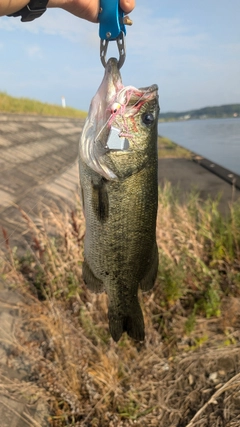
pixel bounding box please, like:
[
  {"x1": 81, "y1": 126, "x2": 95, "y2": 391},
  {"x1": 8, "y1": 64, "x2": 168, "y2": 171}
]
[{"x1": 79, "y1": 58, "x2": 159, "y2": 342}]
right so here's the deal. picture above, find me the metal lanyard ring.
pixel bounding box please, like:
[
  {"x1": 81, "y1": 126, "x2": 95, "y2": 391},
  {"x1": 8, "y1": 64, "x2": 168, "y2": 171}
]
[{"x1": 100, "y1": 31, "x2": 126, "y2": 69}]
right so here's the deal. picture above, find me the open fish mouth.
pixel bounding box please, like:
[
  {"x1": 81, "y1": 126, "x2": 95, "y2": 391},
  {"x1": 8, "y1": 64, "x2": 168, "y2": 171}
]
[
  {"x1": 101, "y1": 58, "x2": 158, "y2": 120},
  {"x1": 80, "y1": 58, "x2": 158, "y2": 180}
]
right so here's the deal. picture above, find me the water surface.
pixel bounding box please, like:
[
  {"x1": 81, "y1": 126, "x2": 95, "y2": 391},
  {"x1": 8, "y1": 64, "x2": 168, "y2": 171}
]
[{"x1": 158, "y1": 118, "x2": 240, "y2": 175}]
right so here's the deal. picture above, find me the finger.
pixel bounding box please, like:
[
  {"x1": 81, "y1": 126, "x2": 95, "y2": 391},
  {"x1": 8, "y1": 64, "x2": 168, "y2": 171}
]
[{"x1": 120, "y1": 0, "x2": 135, "y2": 14}]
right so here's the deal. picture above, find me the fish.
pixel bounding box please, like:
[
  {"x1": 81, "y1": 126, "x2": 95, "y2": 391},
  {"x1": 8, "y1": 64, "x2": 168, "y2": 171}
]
[{"x1": 79, "y1": 57, "x2": 159, "y2": 342}]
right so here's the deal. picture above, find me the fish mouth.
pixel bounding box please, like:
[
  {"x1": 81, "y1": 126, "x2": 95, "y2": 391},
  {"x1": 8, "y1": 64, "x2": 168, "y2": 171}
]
[
  {"x1": 104, "y1": 57, "x2": 123, "y2": 101},
  {"x1": 80, "y1": 58, "x2": 158, "y2": 180},
  {"x1": 102, "y1": 58, "x2": 158, "y2": 113},
  {"x1": 104, "y1": 58, "x2": 158, "y2": 95},
  {"x1": 139, "y1": 84, "x2": 158, "y2": 93}
]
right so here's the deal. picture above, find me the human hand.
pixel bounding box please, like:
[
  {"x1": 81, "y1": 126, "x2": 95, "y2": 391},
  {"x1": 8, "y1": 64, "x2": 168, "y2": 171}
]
[{"x1": 47, "y1": 0, "x2": 135, "y2": 22}]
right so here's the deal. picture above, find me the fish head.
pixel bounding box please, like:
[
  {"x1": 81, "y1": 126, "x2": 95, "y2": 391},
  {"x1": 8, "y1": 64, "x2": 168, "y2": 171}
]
[
  {"x1": 80, "y1": 58, "x2": 159, "y2": 180},
  {"x1": 87, "y1": 57, "x2": 124, "y2": 128}
]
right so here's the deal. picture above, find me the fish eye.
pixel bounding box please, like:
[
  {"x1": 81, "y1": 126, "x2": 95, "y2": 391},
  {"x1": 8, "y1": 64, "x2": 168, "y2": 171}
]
[{"x1": 142, "y1": 112, "x2": 154, "y2": 125}]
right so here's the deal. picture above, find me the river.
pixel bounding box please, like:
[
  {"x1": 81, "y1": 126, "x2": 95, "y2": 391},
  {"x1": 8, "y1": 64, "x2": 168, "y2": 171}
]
[{"x1": 158, "y1": 118, "x2": 240, "y2": 175}]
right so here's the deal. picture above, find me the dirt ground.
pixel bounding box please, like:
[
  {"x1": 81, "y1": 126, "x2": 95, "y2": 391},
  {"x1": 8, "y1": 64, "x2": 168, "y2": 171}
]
[{"x1": 1, "y1": 189, "x2": 240, "y2": 426}]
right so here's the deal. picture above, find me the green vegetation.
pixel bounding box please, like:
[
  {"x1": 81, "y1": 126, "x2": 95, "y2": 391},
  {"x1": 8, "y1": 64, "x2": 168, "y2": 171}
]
[
  {"x1": 2, "y1": 183, "x2": 240, "y2": 426},
  {"x1": 158, "y1": 135, "x2": 192, "y2": 158},
  {"x1": 0, "y1": 91, "x2": 87, "y2": 118},
  {"x1": 160, "y1": 103, "x2": 240, "y2": 121}
]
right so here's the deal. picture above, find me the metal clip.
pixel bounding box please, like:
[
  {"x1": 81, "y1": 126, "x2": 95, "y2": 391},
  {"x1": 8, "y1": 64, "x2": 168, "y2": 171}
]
[
  {"x1": 99, "y1": 0, "x2": 126, "y2": 41},
  {"x1": 100, "y1": 31, "x2": 126, "y2": 69},
  {"x1": 99, "y1": 0, "x2": 128, "y2": 69}
]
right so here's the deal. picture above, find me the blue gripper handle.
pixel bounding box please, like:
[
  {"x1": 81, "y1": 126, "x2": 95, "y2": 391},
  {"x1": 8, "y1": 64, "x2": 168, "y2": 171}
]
[{"x1": 99, "y1": 0, "x2": 126, "y2": 41}]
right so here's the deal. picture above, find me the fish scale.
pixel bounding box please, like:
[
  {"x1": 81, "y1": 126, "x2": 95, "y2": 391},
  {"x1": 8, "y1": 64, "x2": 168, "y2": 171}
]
[{"x1": 79, "y1": 58, "x2": 159, "y2": 342}]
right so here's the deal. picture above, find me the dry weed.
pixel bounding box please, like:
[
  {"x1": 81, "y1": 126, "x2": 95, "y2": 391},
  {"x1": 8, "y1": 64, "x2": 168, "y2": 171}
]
[{"x1": 1, "y1": 183, "x2": 240, "y2": 426}]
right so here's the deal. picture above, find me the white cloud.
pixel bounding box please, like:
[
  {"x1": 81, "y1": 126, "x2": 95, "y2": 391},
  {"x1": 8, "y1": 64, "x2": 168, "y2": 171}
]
[
  {"x1": 1, "y1": 10, "x2": 98, "y2": 46},
  {"x1": 25, "y1": 44, "x2": 43, "y2": 58},
  {"x1": 2, "y1": 6, "x2": 208, "y2": 53},
  {"x1": 220, "y1": 43, "x2": 240, "y2": 54},
  {"x1": 0, "y1": 16, "x2": 23, "y2": 31},
  {"x1": 128, "y1": 7, "x2": 208, "y2": 54}
]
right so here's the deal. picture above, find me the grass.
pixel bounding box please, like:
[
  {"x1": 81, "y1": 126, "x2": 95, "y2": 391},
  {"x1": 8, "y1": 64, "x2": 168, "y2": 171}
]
[
  {"x1": 0, "y1": 91, "x2": 87, "y2": 118},
  {"x1": 158, "y1": 135, "x2": 192, "y2": 158},
  {"x1": 1, "y1": 183, "x2": 240, "y2": 426}
]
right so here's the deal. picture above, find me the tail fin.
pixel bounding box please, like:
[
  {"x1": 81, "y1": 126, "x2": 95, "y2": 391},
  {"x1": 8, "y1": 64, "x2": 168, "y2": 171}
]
[{"x1": 108, "y1": 300, "x2": 145, "y2": 342}]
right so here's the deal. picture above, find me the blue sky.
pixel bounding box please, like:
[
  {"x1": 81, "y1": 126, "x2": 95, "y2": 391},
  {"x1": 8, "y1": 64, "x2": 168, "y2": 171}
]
[{"x1": 0, "y1": 0, "x2": 240, "y2": 113}]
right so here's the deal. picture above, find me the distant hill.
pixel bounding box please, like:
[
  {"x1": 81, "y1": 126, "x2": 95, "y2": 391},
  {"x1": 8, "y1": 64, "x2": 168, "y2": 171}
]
[{"x1": 159, "y1": 104, "x2": 240, "y2": 121}]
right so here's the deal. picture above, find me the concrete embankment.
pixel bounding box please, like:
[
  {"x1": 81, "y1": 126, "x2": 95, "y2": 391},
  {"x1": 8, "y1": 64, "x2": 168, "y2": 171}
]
[
  {"x1": 158, "y1": 157, "x2": 240, "y2": 214},
  {"x1": 192, "y1": 155, "x2": 240, "y2": 190},
  {"x1": 0, "y1": 113, "x2": 84, "y2": 250}
]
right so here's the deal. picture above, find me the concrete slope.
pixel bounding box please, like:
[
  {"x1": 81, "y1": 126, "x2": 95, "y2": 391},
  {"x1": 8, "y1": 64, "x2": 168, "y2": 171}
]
[
  {"x1": 158, "y1": 158, "x2": 240, "y2": 215},
  {"x1": 0, "y1": 113, "x2": 84, "y2": 250}
]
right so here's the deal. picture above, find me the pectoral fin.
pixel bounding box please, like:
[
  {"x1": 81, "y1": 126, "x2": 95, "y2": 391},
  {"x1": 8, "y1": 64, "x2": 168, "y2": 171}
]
[
  {"x1": 82, "y1": 260, "x2": 104, "y2": 293},
  {"x1": 139, "y1": 243, "x2": 158, "y2": 291},
  {"x1": 91, "y1": 176, "x2": 109, "y2": 222}
]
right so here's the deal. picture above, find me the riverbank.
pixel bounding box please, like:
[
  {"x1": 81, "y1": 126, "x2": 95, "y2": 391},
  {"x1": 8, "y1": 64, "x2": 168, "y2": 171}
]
[
  {"x1": 1, "y1": 114, "x2": 240, "y2": 426},
  {"x1": 0, "y1": 92, "x2": 87, "y2": 118},
  {"x1": 158, "y1": 136, "x2": 240, "y2": 214}
]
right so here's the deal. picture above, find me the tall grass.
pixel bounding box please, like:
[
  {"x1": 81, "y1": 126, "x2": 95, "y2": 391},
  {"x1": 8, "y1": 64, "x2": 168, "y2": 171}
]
[
  {"x1": 0, "y1": 91, "x2": 87, "y2": 118},
  {"x1": 2, "y1": 184, "x2": 240, "y2": 426}
]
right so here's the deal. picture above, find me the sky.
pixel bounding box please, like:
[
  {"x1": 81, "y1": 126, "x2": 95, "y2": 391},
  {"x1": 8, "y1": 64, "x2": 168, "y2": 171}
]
[{"x1": 0, "y1": 0, "x2": 240, "y2": 113}]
